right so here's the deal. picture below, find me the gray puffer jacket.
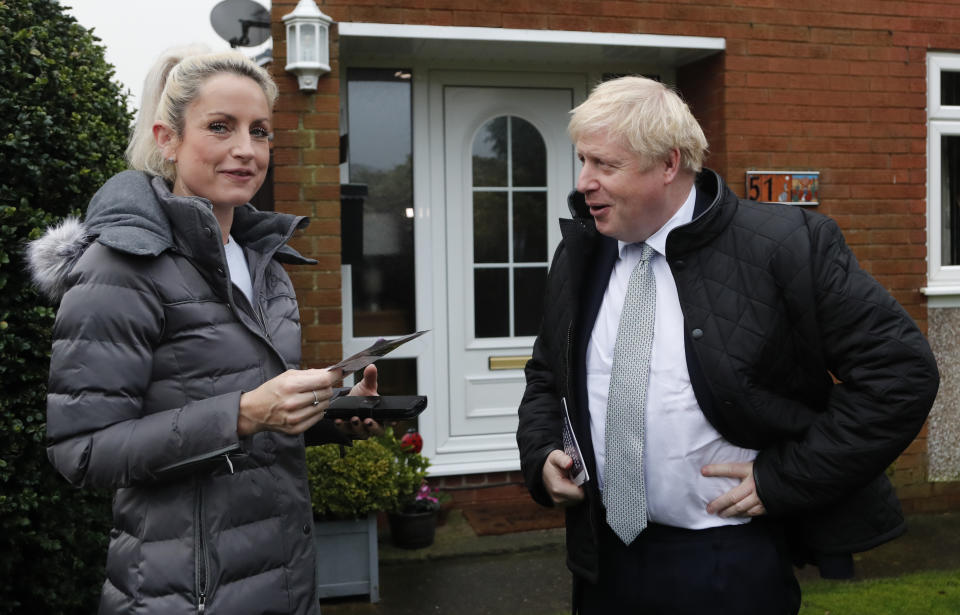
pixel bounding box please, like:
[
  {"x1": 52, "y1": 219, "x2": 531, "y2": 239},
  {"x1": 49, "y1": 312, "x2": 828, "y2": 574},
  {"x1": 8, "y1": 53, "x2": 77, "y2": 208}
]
[{"x1": 28, "y1": 171, "x2": 323, "y2": 614}]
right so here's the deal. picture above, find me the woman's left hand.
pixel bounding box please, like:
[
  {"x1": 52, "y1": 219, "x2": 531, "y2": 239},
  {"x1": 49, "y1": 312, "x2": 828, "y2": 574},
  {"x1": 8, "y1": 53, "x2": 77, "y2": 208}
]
[{"x1": 335, "y1": 364, "x2": 384, "y2": 438}]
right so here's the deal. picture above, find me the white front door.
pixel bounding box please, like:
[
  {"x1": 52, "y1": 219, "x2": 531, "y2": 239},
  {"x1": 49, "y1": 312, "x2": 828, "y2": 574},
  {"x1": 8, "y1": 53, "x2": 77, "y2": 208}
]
[{"x1": 426, "y1": 72, "x2": 583, "y2": 472}]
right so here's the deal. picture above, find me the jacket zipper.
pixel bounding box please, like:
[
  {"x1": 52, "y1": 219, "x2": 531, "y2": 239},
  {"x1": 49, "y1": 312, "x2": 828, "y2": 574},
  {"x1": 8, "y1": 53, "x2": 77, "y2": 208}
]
[
  {"x1": 256, "y1": 298, "x2": 271, "y2": 342},
  {"x1": 195, "y1": 487, "x2": 208, "y2": 613},
  {"x1": 563, "y1": 322, "x2": 574, "y2": 401}
]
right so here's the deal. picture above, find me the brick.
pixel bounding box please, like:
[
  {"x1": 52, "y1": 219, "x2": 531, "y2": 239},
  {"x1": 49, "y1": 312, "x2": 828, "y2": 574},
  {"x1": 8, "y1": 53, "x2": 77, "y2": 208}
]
[
  {"x1": 303, "y1": 324, "x2": 342, "y2": 342},
  {"x1": 273, "y1": 112, "x2": 300, "y2": 130},
  {"x1": 303, "y1": 184, "x2": 342, "y2": 201},
  {"x1": 312, "y1": 255, "x2": 342, "y2": 270},
  {"x1": 300, "y1": 341, "x2": 343, "y2": 364},
  {"x1": 273, "y1": 130, "x2": 311, "y2": 148},
  {"x1": 309, "y1": 219, "x2": 341, "y2": 235},
  {"x1": 312, "y1": 96, "x2": 340, "y2": 114},
  {"x1": 452, "y1": 10, "x2": 502, "y2": 27},
  {"x1": 273, "y1": 183, "x2": 301, "y2": 201},
  {"x1": 272, "y1": 147, "x2": 301, "y2": 166},
  {"x1": 311, "y1": 236, "x2": 342, "y2": 254},
  {"x1": 465, "y1": 473, "x2": 488, "y2": 485},
  {"x1": 313, "y1": 307, "x2": 344, "y2": 324},
  {"x1": 273, "y1": 166, "x2": 313, "y2": 184},
  {"x1": 303, "y1": 148, "x2": 340, "y2": 166},
  {"x1": 303, "y1": 113, "x2": 340, "y2": 131}
]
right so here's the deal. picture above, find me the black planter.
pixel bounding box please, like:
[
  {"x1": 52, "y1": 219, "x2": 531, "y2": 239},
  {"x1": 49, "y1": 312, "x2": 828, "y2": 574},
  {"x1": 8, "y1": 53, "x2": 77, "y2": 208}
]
[{"x1": 388, "y1": 510, "x2": 437, "y2": 549}]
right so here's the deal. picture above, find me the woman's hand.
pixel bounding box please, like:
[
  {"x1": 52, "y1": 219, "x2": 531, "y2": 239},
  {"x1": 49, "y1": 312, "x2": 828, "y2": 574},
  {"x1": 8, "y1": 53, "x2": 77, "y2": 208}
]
[
  {"x1": 333, "y1": 364, "x2": 384, "y2": 438},
  {"x1": 238, "y1": 368, "x2": 343, "y2": 437}
]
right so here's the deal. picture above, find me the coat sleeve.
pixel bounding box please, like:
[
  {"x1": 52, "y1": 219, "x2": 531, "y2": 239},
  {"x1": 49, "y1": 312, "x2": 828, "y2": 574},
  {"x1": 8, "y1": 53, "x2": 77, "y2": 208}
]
[
  {"x1": 516, "y1": 243, "x2": 569, "y2": 508},
  {"x1": 45, "y1": 245, "x2": 241, "y2": 489},
  {"x1": 754, "y1": 216, "x2": 939, "y2": 515},
  {"x1": 518, "y1": 338, "x2": 565, "y2": 507}
]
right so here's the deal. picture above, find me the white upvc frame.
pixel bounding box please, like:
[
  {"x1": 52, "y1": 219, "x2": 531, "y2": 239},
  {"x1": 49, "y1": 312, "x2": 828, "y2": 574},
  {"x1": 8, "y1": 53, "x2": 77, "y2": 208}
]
[
  {"x1": 923, "y1": 52, "x2": 960, "y2": 305},
  {"x1": 338, "y1": 22, "x2": 725, "y2": 53}
]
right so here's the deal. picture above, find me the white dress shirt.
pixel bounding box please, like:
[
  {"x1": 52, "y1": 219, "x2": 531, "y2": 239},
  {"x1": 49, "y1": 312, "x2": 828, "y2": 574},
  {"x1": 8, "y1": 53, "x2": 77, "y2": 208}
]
[{"x1": 586, "y1": 185, "x2": 758, "y2": 530}]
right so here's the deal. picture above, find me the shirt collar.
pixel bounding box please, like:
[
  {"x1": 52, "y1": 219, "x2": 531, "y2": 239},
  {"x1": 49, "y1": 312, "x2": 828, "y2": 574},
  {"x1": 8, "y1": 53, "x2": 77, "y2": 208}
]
[{"x1": 618, "y1": 184, "x2": 697, "y2": 259}]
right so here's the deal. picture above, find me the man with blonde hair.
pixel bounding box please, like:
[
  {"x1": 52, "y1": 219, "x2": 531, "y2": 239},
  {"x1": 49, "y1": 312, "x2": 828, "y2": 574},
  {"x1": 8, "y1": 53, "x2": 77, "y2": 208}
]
[{"x1": 517, "y1": 76, "x2": 938, "y2": 613}]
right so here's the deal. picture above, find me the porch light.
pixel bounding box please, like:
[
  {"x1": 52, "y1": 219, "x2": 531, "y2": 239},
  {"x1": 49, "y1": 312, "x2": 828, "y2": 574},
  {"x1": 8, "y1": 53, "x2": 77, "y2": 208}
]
[{"x1": 282, "y1": 0, "x2": 332, "y2": 91}]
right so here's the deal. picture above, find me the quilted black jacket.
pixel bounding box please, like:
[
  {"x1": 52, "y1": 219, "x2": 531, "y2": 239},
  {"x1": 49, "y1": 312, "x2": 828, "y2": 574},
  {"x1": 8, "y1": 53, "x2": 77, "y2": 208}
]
[{"x1": 517, "y1": 168, "x2": 939, "y2": 582}]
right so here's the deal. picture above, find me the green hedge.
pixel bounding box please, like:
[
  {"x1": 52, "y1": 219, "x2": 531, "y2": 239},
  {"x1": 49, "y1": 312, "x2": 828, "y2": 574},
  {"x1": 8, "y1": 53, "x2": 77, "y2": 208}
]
[{"x1": 0, "y1": 1, "x2": 132, "y2": 612}]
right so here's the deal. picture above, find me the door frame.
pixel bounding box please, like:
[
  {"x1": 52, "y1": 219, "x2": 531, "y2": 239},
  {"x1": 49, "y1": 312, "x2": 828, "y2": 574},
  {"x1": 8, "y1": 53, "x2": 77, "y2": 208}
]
[{"x1": 420, "y1": 70, "x2": 586, "y2": 475}]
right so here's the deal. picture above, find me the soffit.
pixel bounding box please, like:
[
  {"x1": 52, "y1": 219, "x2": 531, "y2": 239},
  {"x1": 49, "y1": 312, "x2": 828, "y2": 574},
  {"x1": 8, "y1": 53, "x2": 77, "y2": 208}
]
[{"x1": 338, "y1": 23, "x2": 724, "y2": 70}]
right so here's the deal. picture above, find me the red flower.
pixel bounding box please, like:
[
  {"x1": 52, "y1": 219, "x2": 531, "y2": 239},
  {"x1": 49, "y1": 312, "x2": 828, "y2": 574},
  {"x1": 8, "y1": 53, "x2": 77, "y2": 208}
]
[{"x1": 400, "y1": 428, "x2": 423, "y2": 454}]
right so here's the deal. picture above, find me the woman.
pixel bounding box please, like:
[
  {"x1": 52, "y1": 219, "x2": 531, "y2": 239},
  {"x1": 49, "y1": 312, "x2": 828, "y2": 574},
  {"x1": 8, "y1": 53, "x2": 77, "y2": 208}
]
[{"x1": 27, "y1": 47, "x2": 376, "y2": 614}]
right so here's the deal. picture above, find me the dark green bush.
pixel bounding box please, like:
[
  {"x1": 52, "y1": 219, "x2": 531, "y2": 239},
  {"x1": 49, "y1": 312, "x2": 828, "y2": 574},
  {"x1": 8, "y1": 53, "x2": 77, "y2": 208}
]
[{"x1": 0, "y1": 1, "x2": 132, "y2": 612}]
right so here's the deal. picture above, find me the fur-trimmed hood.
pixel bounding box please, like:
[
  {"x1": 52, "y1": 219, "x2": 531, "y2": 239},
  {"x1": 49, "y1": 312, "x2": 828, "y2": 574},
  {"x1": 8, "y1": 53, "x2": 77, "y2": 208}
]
[
  {"x1": 27, "y1": 170, "x2": 178, "y2": 302},
  {"x1": 27, "y1": 170, "x2": 313, "y2": 302},
  {"x1": 26, "y1": 216, "x2": 94, "y2": 303}
]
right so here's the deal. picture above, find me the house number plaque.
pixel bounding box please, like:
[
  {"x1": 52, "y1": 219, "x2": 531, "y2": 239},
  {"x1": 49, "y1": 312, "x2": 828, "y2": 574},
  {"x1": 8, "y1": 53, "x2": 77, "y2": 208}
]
[{"x1": 745, "y1": 170, "x2": 820, "y2": 206}]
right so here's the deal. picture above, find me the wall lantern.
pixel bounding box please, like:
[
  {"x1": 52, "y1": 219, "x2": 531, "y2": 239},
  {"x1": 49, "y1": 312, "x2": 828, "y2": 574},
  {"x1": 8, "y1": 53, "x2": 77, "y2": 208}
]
[{"x1": 282, "y1": 0, "x2": 333, "y2": 91}]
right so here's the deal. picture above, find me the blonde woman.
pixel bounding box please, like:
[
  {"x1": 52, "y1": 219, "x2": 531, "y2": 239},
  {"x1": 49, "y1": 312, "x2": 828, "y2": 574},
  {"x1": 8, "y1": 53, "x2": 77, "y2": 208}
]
[{"x1": 28, "y1": 46, "x2": 377, "y2": 614}]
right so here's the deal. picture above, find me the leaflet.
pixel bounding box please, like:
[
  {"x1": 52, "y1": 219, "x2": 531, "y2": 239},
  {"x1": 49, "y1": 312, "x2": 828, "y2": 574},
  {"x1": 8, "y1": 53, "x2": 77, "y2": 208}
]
[
  {"x1": 329, "y1": 330, "x2": 429, "y2": 377},
  {"x1": 561, "y1": 398, "x2": 589, "y2": 486}
]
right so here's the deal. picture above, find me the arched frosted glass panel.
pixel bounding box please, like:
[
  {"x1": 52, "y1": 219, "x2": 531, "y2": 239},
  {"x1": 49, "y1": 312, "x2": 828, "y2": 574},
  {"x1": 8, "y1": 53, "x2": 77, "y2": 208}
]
[
  {"x1": 472, "y1": 114, "x2": 548, "y2": 339},
  {"x1": 472, "y1": 116, "x2": 508, "y2": 187},
  {"x1": 511, "y1": 117, "x2": 546, "y2": 187},
  {"x1": 473, "y1": 192, "x2": 508, "y2": 263},
  {"x1": 513, "y1": 192, "x2": 547, "y2": 263}
]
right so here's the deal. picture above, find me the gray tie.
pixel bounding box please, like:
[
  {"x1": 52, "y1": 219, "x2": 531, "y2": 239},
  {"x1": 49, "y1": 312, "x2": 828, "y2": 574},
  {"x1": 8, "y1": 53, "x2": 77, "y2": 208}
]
[{"x1": 603, "y1": 242, "x2": 656, "y2": 545}]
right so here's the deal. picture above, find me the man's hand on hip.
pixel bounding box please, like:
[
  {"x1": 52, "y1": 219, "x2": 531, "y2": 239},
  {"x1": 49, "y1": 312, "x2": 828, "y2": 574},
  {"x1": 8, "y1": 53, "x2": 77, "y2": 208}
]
[
  {"x1": 543, "y1": 449, "x2": 586, "y2": 506},
  {"x1": 702, "y1": 461, "x2": 767, "y2": 518}
]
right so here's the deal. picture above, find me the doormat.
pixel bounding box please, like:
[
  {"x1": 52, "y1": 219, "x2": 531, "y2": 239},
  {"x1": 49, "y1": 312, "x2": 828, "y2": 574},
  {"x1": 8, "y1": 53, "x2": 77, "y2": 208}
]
[{"x1": 462, "y1": 499, "x2": 565, "y2": 536}]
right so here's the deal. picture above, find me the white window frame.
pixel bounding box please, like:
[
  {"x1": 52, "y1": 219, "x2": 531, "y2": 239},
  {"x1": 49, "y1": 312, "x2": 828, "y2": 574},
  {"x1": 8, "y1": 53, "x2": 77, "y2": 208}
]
[{"x1": 924, "y1": 52, "x2": 960, "y2": 304}]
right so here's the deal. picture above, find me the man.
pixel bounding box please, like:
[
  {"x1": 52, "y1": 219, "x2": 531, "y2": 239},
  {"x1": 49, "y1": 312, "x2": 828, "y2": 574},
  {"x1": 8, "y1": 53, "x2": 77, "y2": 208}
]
[{"x1": 516, "y1": 76, "x2": 939, "y2": 614}]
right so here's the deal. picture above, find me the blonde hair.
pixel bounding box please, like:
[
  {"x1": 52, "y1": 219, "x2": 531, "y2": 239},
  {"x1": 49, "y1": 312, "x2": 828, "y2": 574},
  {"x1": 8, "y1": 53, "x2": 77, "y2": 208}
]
[
  {"x1": 125, "y1": 45, "x2": 279, "y2": 182},
  {"x1": 568, "y1": 76, "x2": 708, "y2": 173}
]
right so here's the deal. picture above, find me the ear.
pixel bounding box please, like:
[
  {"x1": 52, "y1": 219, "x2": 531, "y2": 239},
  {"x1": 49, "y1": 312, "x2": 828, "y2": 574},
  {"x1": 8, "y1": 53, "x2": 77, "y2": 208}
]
[
  {"x1": 152, "y1": 122, "x2": 179, "y2": 161},
  {"x1": 662, "y1": 148, "x2": 682, "y2": 184}
]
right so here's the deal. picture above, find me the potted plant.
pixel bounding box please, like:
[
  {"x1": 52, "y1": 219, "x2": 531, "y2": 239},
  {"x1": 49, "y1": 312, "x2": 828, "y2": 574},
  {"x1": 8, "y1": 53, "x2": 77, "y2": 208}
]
[
  {"x1": 384, "y1": 428, "x2": 447, "y2": 549},
  {"x1": 305, "y1": 427, "x2": 439, "y2": 599},
  {"x1": 305, "y1": 435, "x2": 399, "y2": 603},
  {"x1": 388, "y1": 480, "x2": 445, "y2": 549}
]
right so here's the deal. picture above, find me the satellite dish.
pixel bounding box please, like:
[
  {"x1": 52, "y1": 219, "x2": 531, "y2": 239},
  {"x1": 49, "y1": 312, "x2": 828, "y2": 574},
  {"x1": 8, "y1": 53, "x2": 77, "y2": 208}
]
[{"x1": 210, "y1": 0, "x2": 271, "y2": 48}]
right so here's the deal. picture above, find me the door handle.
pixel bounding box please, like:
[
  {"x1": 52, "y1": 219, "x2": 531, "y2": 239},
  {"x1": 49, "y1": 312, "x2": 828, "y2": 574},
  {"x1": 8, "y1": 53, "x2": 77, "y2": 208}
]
[{"x1": 488, "y1": 355, "x2": 531, "y2": 370}]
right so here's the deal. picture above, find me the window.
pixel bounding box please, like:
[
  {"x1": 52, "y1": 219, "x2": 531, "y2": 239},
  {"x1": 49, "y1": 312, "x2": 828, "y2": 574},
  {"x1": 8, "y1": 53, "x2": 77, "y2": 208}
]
[
  {"x1": 926, "y1": 54, "x2": 960, "y2": 295},
  {"x1": 471, "y1": 115, "x2": 549, "y2": 338},
  {"x1": 343, "y1": 68, "x2": 416, "y2": 335}
]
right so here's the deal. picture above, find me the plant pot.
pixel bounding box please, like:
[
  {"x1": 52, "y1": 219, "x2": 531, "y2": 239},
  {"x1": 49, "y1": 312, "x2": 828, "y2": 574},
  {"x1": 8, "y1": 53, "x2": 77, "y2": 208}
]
[
  {"x1": 388, "y1": 510, "x2": 437, "y2": 549},
  {"x1": 313, "y1": 513, "x2": 379, "y2": 602}
]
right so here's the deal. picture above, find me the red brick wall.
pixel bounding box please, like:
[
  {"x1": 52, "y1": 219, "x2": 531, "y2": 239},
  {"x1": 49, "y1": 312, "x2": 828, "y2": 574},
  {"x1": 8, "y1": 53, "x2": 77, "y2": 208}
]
[
  {"x1": 270, "y1": 1, "x2": 344, "y2": 368},
  {"x1": 271, "y1": 0, "x2": 960, "y2": 513},
  {"x1": 431, "y1": 471, "x2": 530, "y2": 510},
  {"x1": 677, "y1": 52, "x2": 727, "y2": 176}
]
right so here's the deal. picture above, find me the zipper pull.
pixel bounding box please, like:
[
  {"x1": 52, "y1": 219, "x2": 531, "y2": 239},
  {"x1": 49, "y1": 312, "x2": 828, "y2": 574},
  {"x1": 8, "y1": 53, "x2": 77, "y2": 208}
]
[
  {"x1": 223, "y1": 454, "x2": 234, "y2": 474},
  {"x1": 198, "y1": 592, "x2": 206, "y2": 613}
]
